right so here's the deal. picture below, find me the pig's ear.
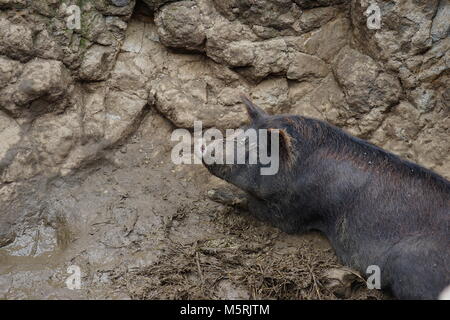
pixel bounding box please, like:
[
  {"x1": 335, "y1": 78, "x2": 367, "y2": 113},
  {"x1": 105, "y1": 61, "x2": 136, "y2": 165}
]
[
  {"x1": 240, "y1": 95, "x2": 267, "y2": 122},
  {"x1": 268, "y1": 128, "x2": 293, "y2": 165}
]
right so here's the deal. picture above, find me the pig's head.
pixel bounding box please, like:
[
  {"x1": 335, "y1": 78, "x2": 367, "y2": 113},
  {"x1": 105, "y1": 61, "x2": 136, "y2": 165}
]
[{"x1": 197, "y1": 95, "x2": 318, "y2": 200}]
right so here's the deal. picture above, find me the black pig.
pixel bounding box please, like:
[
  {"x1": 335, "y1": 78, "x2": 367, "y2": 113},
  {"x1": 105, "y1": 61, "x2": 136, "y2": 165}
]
[{"x1": 199, "y1": 96, "x2": 450, "y2": 300}]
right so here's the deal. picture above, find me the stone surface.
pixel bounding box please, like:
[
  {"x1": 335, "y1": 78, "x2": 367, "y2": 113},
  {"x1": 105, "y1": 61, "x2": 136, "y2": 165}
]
[
  {"x1": 111, "y1": 0, "x2": 130, "y2": 7},
  {"x1": 334, "y1": 46, "x2": 401, "y2": 113},
  {"x1": 0, "y1": 16, "x2": 33, "y2": 61},
  {"x1": 79, "y1": 45, "x2": 117, "y2": 81},
  {"x1": 155, "y1": 1, "x2": 206, "y2": 51},
  {"x1": 0, "y1": 59, "x2": 72, "y2": 117},
  {"x1": 0, "y1": 111, "x2": 21, "y2": 161},
  {"x1": 431, "y1": 0, "x2": 450, "y2": 42},
  {"x1": 287, "y1": 52, "x2": 329, "y2": 80}
]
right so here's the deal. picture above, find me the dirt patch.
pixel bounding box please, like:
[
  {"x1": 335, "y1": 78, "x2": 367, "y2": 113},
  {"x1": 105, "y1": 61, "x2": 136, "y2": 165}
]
[{"x1": 122, "y1": 207, "x2": 385, "y2": 300}]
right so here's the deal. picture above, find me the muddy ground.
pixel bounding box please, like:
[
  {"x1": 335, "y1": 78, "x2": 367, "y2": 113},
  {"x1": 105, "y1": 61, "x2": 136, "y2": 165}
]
[{"x1": 0, "y1": 109, "x2": 387, "y2": 300}]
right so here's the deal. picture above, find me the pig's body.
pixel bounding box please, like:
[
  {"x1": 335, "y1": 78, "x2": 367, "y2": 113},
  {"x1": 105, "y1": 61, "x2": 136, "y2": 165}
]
[{"x1": 201, "y1": 97, "x2": 450, "y2": 300}]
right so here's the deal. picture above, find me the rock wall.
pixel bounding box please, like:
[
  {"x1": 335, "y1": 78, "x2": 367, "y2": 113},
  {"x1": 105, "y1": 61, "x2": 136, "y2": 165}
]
[{"x1": 0, "y1": 0, "x2": 449, "y2": 245}]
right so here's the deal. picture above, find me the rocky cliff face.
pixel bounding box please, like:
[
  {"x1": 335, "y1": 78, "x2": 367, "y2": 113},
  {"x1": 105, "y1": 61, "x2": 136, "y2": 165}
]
[{"x1": 0, "y1": 0, "x2": 449, "y2": 258}]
